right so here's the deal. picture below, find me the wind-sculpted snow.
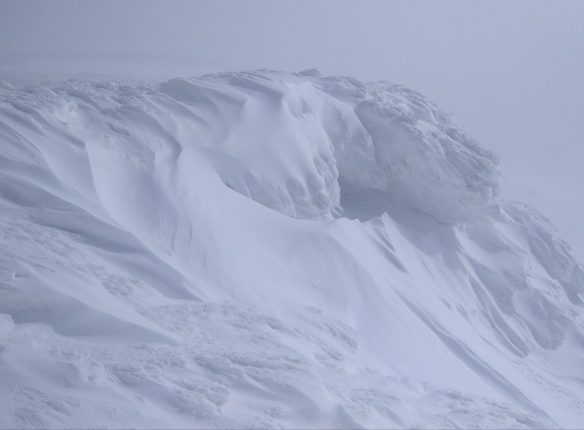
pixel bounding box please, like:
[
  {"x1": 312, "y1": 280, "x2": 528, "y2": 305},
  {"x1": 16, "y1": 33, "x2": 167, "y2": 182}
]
[
  {"x1": 158, "y1": 75, "x2": 341, "y2": 220},
  {"x1": 314, "y1": 74, "x2": 502, "y2": 222},
  {"x1": 159, "y1": 70, "x2": 502, "y2": 222},
  {"x1": 0, "y1": 71, "x2": 583, "y2": 428}
]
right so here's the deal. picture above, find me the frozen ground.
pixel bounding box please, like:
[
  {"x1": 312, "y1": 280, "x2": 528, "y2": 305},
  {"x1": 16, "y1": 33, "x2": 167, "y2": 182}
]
[{"x1": 0, "y1": 69, "x2": 583, "y2": 428}]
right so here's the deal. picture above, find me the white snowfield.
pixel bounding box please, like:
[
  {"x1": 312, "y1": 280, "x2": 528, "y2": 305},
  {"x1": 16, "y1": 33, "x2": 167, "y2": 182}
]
[{"x1": 0, "y1": 70, "x2": 582, "y2": 428}]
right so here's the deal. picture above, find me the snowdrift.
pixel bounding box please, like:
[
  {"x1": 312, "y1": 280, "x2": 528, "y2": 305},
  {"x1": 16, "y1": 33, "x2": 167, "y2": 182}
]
[{"x1": 0, "y1": 70, "x2": 582, "y2": 428}]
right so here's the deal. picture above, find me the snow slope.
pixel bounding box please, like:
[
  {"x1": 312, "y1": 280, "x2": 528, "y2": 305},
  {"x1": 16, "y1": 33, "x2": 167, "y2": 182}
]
[{"x1": 0, "y1": 70, "x2": 583, "y2": 428}]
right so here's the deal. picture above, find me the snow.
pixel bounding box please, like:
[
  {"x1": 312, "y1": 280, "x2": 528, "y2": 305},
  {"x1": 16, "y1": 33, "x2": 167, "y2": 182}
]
[{"x1": 0, "y1": 70, "x2": 583, "y2": 428}]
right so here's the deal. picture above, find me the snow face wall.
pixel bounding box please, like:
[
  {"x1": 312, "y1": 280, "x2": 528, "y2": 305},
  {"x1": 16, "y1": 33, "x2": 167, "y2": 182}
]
[{"x1": 0, "y1": 70, "x2": 582, "y2": 428}]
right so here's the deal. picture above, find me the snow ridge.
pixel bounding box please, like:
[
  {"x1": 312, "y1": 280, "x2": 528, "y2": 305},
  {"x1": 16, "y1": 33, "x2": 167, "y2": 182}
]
[{"x1": 0, "y1": 70, "x2": 582, "y2": 428}]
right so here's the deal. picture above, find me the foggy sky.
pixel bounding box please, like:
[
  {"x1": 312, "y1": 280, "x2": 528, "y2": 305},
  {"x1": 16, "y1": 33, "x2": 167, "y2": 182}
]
[{"x1": 1, "y1": 0, "x2": 583, "y2": 255}]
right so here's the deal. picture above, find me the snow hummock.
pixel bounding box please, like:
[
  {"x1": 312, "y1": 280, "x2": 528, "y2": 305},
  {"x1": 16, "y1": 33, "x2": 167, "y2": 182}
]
[{"x1": 0, "y1": 70, "x2": 582, "y2": 428}]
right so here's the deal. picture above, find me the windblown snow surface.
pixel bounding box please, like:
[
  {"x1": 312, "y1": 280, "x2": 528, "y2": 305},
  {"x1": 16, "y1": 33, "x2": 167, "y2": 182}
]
[{"x1": 0, "y1": 70, "x2": 583, "y2": 428}]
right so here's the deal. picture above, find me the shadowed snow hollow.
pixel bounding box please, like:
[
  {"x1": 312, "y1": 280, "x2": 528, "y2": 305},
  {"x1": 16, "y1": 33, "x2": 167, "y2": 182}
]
[{"x1": 0, "y1": 70, "x2": 582, "y2": 429}]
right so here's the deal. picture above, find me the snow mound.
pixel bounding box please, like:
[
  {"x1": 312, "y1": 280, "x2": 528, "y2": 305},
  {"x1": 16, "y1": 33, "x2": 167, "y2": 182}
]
[
  {"x1": 159, "y1": 74, "x2": 340, "y2": 220},
  {"x1": 317, "y1": 77, "x2": 502, "y2": 222}
]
